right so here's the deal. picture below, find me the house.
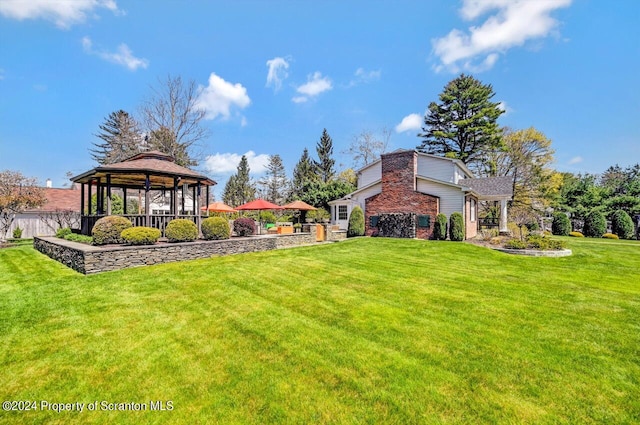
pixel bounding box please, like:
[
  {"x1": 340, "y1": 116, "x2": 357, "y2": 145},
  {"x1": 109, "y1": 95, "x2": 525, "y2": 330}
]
[
  {"x1": 8, "y1": 183, "x2": 81, "y2": 238},
  {"x1": 329, "y1": 149, "x2": 513, "y2": 240}
]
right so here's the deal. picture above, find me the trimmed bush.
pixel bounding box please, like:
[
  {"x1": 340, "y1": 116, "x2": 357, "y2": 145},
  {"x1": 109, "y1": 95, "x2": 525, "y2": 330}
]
[
  {"x1": 449, "y1": 212, "x2": 464, "y2": 241},
  {"x1": 433, "y1": 213, "x2": 447, "y2": 240},
  {"x1": 63, "y1": 233, "x2": 93, "y2": 244},
  {"x1": 202, "y1": 217, "x2": 231, "y2": 240},
  {"x1": 583, "y1": 210, "x2": 606, "y2": 238},
  {"x1": 92, "y1": 216, "x2": 132, "y2": 245},
  {"x1": 56, "y1": 227, "x2": 72, "y2": 238},
  {"x1": 165, "y1": 219, "x2": 198, "y2": 242},
  {"x1": 121, "y1": 226, "x2": 161, "y2": 245},
  {"x1": 234, "y1": 218, "x2": 255, "y2": 237},
  {"x1": 611, "y1": 209, "x2": 634, "y2": 240},
  {"x1": 347, "y1": 206, "x2": 365, "y2": 237},
  {"x1": 504, "y1": 239, "x2": 526, "y2": 249},
  {"x1": 551, "y1": 212, "x2": 571, "y2": 236},
  {"x1": 12, "y1": 226, "x2": 23, "y2": 239},
  {"x1": 602, "y1": 233, "x2": 619, "y2": 240},
  {"x1": 569, "y1": 231, "x2": 584, "y2": 237}
]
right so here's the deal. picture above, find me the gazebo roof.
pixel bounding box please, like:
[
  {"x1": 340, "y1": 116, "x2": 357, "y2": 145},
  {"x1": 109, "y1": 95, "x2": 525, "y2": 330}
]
[
  {"x1": 459, "y1": 176, "x2": 513, "y2": 200},
  {"x1": 71, "y1": 150, "x2": 216, "y2": 188}
]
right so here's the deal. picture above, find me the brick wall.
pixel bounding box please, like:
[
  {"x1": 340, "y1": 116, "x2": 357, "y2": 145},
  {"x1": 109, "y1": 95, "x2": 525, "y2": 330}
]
[{"x1": 365, "y1": 151, "x2": 439, "y2": 239}]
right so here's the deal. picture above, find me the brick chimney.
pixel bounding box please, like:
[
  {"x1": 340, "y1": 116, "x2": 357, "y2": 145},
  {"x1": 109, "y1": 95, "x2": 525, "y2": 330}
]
[{"x1": 381, "y1": 150, "x2": 417, "y2": 193}]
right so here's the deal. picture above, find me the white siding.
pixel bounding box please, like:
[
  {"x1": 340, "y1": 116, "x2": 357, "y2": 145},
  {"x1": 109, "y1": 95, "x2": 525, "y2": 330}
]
[
  {"x1": 416, "y1": 155, "x2": 456, "y2": 183},
  {"x1": 416, "y1": 180, "x2": 464, "y2": 218},
  {"x1": 352, "y1": 183, "x2": 382, "y2": 212},
  {"x1": 454, "y1": 164, "x2": 473, "y2": 182},
  {"x1": 357, "y1": 162, "x2": 381, "y2": 188}
]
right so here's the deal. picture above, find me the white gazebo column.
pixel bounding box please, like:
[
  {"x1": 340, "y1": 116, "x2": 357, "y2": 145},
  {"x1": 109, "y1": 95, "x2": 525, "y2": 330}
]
[{"x1": 499, "y1": 198, "x2": 509, "y2": 234}]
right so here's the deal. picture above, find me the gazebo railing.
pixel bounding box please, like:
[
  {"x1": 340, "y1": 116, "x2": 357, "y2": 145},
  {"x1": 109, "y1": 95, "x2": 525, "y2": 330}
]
[{"x1": 81, "y1": 214, "x2": 199, "y2": 236}]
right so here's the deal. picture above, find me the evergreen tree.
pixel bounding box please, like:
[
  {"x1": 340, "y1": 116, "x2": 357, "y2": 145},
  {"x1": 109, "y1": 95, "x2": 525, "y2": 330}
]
[
  {"x1": 314, "y1": 129, "x2": 336, "y2": 183},
  {"x1": 258, "y1": 154, "x2": 289, "y2": 205},
  {"x1": 91, "y1": 110, "x2": 143, "y2": 164},
  {"x1": 291, "y1": 148, "x2": 317, "y2": 200},
  {"x1": 147, "y1": 126, "x2": 194, "y2": 167},
  {"x1": 417, "y1": 74, "x2": 503, "y2": 171},
  {"x1": 222, "y1": 155, "x2": 256, "y2": 207}
]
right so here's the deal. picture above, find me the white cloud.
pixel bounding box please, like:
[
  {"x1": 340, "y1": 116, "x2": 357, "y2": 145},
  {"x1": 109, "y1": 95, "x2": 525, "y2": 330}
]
[
  {"x1": 0, "y1": 0, "x2": 120, "y2": 29},
  {"x1": 82, "y1": 36, "x2": 148, "y2": 70},
  {"x1": 205, "y1": 151, "x2": 270, "y2": 176},
  {"x1": 292, "y1": 72, "x2": 332, "y2": 103},
  {"x1": 497, "y1": 100, "x2": 513, "y2": 114},
  {"x1": 195, "y1": 72, "x2": 251, "y2": 121},
  {"x1": 266, "y1": 57, "x2": 290, "y2": 91},
  {"x1": 349, "y1": 67, "x2": 381, "y2": 86},
  {"x1": 568, "y1": 156, "x2": 583, "y2": 165},
  {"x1": 432, "y1": 0, "x2": 572, "y2": 72},
  {"x1": 395, "y1": 113, "x2": 423, "y2": 133}
]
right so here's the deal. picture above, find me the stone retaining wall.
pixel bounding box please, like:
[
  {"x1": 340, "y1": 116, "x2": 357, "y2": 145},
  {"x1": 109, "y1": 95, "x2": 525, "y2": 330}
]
[{"x1": 35, "y1": 232, "x2": 317, "y2": 274}]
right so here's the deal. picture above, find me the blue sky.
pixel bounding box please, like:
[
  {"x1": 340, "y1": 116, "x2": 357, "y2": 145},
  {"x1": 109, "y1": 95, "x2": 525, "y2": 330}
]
[{"x1": 1, "y1": 0, "x2": 638, "y2": 197}]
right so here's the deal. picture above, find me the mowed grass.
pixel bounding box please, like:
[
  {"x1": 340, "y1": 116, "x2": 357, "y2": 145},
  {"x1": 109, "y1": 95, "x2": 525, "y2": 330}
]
[{"x1": 0, "y1": 237, "x2": 638, "y2": 424}]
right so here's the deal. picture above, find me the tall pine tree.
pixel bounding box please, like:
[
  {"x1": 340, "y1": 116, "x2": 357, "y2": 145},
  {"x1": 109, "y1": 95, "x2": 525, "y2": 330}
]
[
  {"x1": 291, "y1": 148, "x2": 316, "y2": 200},
  {"x1": 258, "y1": 154, "x2": 289, "y2": 204},
  {"x1": 91, "y1": 110, "x2": 143, "y2": 164},
  {"x1": 314, "y1": 129, "x2": 335, "y2": 183},
  {"x1": 222, "y1": 155, "x2": 256, "y2": 207},
  {"x1": 417, "y1": 74, "x2": 503, "y2": 171}
]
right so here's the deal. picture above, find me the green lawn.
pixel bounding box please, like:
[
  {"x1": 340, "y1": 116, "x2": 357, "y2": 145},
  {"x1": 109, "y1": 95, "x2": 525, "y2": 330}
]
[{"x1": 1, "y1": 237, "x2": 638, "y2": 424}]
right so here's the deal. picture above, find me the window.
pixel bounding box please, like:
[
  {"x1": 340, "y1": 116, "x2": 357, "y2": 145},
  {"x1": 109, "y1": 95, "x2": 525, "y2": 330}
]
[
  {"x1": 338, "y1": 205, "x2": 348, "y2": 220},
  {"x1": 470, "y1": 198, "x2": 477, "y2": 222}
]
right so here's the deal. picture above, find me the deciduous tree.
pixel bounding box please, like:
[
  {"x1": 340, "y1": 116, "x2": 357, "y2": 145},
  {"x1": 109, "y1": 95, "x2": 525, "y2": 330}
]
[
  {"x1": 345, "y1": 128, "x2": 390, "y2": 168},
  {"x1": 0, "y1": 171, "x2": 46, "y2": 241},
  {"x1": 140, "y1": 74, "x2": 208, "y2": 166}
]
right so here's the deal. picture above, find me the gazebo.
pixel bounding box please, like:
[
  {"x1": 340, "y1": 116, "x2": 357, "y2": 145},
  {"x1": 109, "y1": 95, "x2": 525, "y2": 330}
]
[{"x1": 71, "y1": 151, "x2": 216, "y2": 235}]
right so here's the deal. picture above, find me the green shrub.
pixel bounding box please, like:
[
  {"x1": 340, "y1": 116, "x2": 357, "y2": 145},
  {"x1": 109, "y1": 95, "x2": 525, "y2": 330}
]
[
  {"x1": 165, "y1": 219, "x2": 198, "y2": 242},
  {"x1": 56, "y1": 227, "x2": 72, "y2": 238},
  {"x1": 347, "y1": 206, "x2": 365, "y2": 237},
  {"x1": 259, "y1": 210, "x2": 276, "y2": 224},
  {"x1": 234, "y1": 218, "x2": 255, "y2": 237},
  {"x1": 526, "y1": 234, "x2": 547, "y2": 250},
  {"x1": 569, "y1": 231, "x2": 584, "y2": 237},
  {"x1": 63, "y1": 233, "x2": 93, "y2": 244},
  {"x1": 12, "y1": 226, "x2": 23, "y2": 239},
  {"x1": 504, "y1": 239, "x2": 526, "y2": 249},
  {"x1": 547, "y1": 239, "x2": 567, "y2": 250},
  {"x1": 202, "y1": 217, "x2": 231, "y2": 240},
  {"x1": 121, "y1": 226, "x2": 161, "y2": 245},
  {"x1": 92, "y1": 216, "x2": 132, "y2": 245},
  {"x1": 610, "y1": 209, "x2": 634, "y2": 239},
  {"x1": 433, "y1": 213, "x2": 447, "y2": 240},
  {"x1": 583, "y1": 210, "x2": 606, "y2": 238},
  {"x1": 602, "y1": 233, "x2": 619, "y2": 240},
  {"x1": 449, "y1": 212, "x2": 464, "y2": 241},
  {"x1": 525, "y1": 220, "x2": 539, "y2": 232},
  {"x1": 551, "y1": 212, "x2": 571, "y2": 236}
]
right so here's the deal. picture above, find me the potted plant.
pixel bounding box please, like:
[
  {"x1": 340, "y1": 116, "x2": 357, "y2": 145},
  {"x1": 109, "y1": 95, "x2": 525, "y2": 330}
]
[{"x1": 293, "y1": 223, "x2": 302, "y2": 233}]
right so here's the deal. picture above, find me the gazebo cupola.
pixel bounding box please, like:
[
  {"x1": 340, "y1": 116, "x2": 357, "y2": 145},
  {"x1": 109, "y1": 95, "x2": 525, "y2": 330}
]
[{"x1": 71, "y1": 150, "x2": 216, "y2": 235}]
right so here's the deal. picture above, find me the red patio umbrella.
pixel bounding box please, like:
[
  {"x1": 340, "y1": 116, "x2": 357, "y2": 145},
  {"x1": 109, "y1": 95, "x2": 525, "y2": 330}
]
[
  {"x1": 235, "y1": 199, "x2": 283, "y2": 210},
  {"x1": 200, "y1": 201, "x2": 237, "y2": 213}
]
